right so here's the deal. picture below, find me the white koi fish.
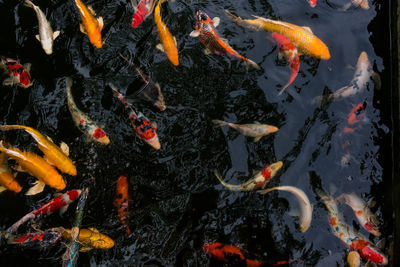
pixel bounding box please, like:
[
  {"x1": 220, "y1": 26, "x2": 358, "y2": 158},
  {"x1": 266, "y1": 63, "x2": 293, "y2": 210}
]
[{"x1": 212, "y1": 120, "x2": 278, "y2": 142}]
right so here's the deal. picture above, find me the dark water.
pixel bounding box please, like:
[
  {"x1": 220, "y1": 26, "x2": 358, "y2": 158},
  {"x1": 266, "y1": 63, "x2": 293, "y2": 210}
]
[{"x1": 0, "y1": 0, "x2": 393, "y2": 266}]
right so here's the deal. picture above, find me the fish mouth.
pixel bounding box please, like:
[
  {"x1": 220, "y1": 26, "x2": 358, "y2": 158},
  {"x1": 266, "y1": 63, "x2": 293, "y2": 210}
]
[
  {"x1": 269, "y1": 161, "x2": 283, "y2": 176},
  {"x1": 196, "y1": 10, "x2": 208, "y2": 23},
  {"x1": 145, "y1": 136, "x2": 161, "y2": 150},
  {"x1": 268, "y1": 125, "x2": 279, "y2": 133},
  {"x1": 99, "y1": 136, "x2": 110, "y2": 145}
]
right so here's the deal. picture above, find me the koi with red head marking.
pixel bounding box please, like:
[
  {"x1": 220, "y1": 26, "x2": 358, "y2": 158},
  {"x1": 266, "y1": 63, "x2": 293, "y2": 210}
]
[
  {"x1": 0, "y1": 57, "x2": 32, "y2": 88},
  {"x1": 114, "y1": 176, "x2": 131, "y2": 235},
  {"x1": 131, "y1": 0, "x2": 156, "y2": 28},
  {"x1": 350, "y1": 240, "x2": 388, "y2": 265},
  {"x1": 8, "y1": 230, "x2": 62, "y2": 248}
]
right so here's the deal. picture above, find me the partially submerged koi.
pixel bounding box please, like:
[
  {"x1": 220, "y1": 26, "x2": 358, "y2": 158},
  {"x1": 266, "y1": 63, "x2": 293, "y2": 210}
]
[
  {"x1": 66, "y1": 78, "x2": 110, "y2": 145},
  {"x1": 0, "y1": 152, "x2": 21, "y2": 193},
  {"x1": 114, "y1": 175, "x2": 131, "y2": 235},
  {"x1": 0, "y1": 125, "x2": 76, "y2": 176},
  {"x1": 225, "y1": 11, "x2": 330, "y2": 60},
  {"x1": 74, "y1": 0, "x2": 104, "y2": 48},
  {"x1": 0, "y1": 57, "x2": 32, "y2": 88},
  {"x1": 212, "y1": 120, "x2": 278, "y2": 142},
  {"x1": 190, "y1": 10, "x2": 259, "y2": 69},
  {"x1": 131, "y1": 0, "x2": 156, "y2": 28},
  {"x1": 58, "y1": 227, "x2": 114, "y2": 252},
  {"x1": 7, "y1": 189, "x2": 82, "y2": 233},
  {"x1": 214, "y1": 161, "x2": 283, "y2": 191},
  {"x1": 8, "y1": 230, "x2": 62, "y2": 248}
]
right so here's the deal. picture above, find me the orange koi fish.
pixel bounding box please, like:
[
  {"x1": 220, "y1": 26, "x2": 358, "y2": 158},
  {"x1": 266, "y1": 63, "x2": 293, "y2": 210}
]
[
  {"x1": 0, "y1": 125, "x2": 76, "y2": 176},
  {"x1": 0, "y1": 152, "x2": 21, "y2": 193},
  {"x1": 74, "y1": 0, "x2": 104, "y2": 48},
  {"x1": 114, "y1": 175, "x2": 131, "y2": 235},
  {"x1": 342, "y1": 102, "x2": 367, "y2": 134},
  {"x1": 225, "y1": 11, "x2": 330, "y2": 60},
  {"x1": 272, "y1": 33, "x2": 300, "y2": 95},
  {"x1": 56, "y1": 227, "x2": 114, "y2": 252},
  {"x1": 154, "y1": 0, "x2": 179, "y2": 66},
  {"x1": 0, "y1": 141, "x2": 66, "y2": 195},
  {"x1": 190, "y1": 10, "x2": 259, "y2": 69}
]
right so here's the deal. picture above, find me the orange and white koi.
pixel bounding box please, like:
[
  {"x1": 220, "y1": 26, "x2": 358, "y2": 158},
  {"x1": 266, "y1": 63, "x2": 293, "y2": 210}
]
[
  {"x1": 225, "y1": 11, "x2": 330, "y2": 60},
  {"x1": 74, "y1": 0, "x2": 104, "y2": 48},
  {"x1": 272, "y1": 33, "x2": 300, "y2": 95},
  {"x1": 114, "y1": 175, "x2": 131, "y2": 235},
  {"x1": 0, "y1": 152, "x2": 21, "y2": 193},
  {"x1": 212, "y1": 120, "x2": 278, "y2": 142},
  {"x1": 259, "y1": 186, "x2": 312, "y2": 232},
  {"x1": 0, "y1": 125, "x2": 77, "y2": 176},
  {"x1": 131, "y1": 0, "x2": 156, "y2": 28},
  {"x1": 66, "y1": 78, "x2": 110, "y2": 145},
  {"x1": 342, "y1": 102, "x2": 367, "y2": 134},
  {"x1": 0, "y1": 57, "x2": 32, "y2": 88},
  {"x1": 214, "y1": 161, "x2": 283, "y2": 191},
  {"x1": 0, "y1": 141, "x2": 66, "y2": 195},
  {"x1": 154, "y1": 0, "x2": 179, "y2": 66},
  {"x1": 190, "y1": 10, "x2": 259, "y2": 69}
]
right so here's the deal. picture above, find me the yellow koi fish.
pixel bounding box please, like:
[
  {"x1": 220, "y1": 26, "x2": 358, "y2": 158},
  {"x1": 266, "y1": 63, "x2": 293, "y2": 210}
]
[
  {"x1": 74, "y1": 0, "x2": 104, "y2": 48},
  {"x1": 154, "y1": 0, "x2": 179, "y2": 66},
  {"x1": 0, "y1": 125, "x2": 76, "y2": 176},
  {"x1": 59, "y1": 227, "x2": 114, "y2": 252},
  {"x1": 0, "y1": 141, "x2": 66, "y2": 195},
  {"x1": 0, "y1": 152, "x2": 21, "y2": 193},
  {"x1": 225, "y1": 11, "x2": 330, "y2": 60}
]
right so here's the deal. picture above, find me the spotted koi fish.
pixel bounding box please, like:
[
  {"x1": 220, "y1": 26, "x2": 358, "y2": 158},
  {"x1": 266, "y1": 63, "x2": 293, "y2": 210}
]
[
  {"x1": 342, "y1": 102, "x2": 367, "y2": 134},
  {"x1": 272, "y1": 33, "x2": 300, "y2": 95},
  {"x1": 7, "y1": 190, "x2": 82, "y2": 233},
  {"x1": 8, "y1": 230, "x2": 62, "y2": 248},
  {"x1": 190, "y1": 10, "x2": 259, "y2": 69},
  {"x1": 131, "y1": 0, "x2": 156, "y2": 28},
  {"x1": 74, "y1": 0, "x2": 104, "y2": 48},
  {"x1": 66, "y1": 78, "x2": 110, "y2": 145},
  {"x1": 0, "y1": 57, "x2": 32, "y2": 88},
  {"x1": 214, "y1": 161, "x2": 282, "y2": 191},
  {"x1": 0, "y1": 152, "x2": 21, "y2": 193},
  {"x1": 110, "y1": 84, "x2": 160, "y2": 150},
  {"x1": 114, "y1": 175, "x2": 131, "y2": 235},
  {"x1": 212, "y1": 120, "x2": 278, "y2": 142}
]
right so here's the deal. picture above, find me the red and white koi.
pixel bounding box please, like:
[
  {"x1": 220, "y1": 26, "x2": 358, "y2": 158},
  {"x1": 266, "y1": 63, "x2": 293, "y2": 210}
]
[
  {"x1": 272, "y1": 33, "x2": 300, "y2": 95},
  {"x1": 8, "y1": 230, "x2": 62, "y2": 248},
  {"x1": 214, "y1": 161, "x2": 283, "y2": 191},
  {"x1": 131, "y1": 0, "x2": 156, "y2": 28},
  {"x1": 7, "y1": 189, "x2": 82, "y2": 233},
  {"x1": 65, "y1": 78, "x2": 110, "y2": 145},
  {"x1": 342, "y1": 102, "x2": 367, "y2": 134},
  {"x1": 190, "y1": 10, "x2": 259, "y2": 69},
  {"x1": 110, "y1": 84, "x2": 160, "y2": 150},
  {"x1": 0, "y1": 57, "x2": 32, "y2": 88}
]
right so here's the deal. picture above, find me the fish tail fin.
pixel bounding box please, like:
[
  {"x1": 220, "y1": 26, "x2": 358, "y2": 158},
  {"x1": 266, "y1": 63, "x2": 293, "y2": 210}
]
[
  {"x1": 245, "y1": 58, "x2": 260, "y2": 70},
  {"x1": 212, "y1": 119, "x2": 228, "y2": 128},
  {"x1": 278, "y1": 84, "x2": 289, "y2": 95},
  {"x1": 24, "y1": 0, "x2": 34, "y2": 8},
  {"x1": 65, "y1": 77, "x2": 73, "y2": 90},
  {"x1": 214, "y1": 169, "x2": 237, "y2": 190},
  {"x1": 225, "y1": 10, "x2": 241, "y2": 22}
]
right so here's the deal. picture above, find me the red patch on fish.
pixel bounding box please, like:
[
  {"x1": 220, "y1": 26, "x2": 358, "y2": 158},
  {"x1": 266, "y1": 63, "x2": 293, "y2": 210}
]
[
  {"x1": 132, "y1": 0, "x2": 151, "y2": 28},
  {"x1": 32, "y1": 190, "x2": 82, "y2": 217},
  {"x1": 348, "y1": 102, "x2": 367, "y2": 125},
  {"x1": 307, "y1": 0, "x2": 317, "y2": 7},
  {"x1": 93, "y1": 128, "x2": 106, "y2": 139},
  {"x1": 261, "y1": 166, "x2": 272, "y2": 180},
  {"x1": 135, "y1": 120, "x2": 156, "y2": 140},
  {"x1": 364, "y1": 221, "x2": 375, "y2": 231},
  {"x1": 1, "y1": 57, "x2": 32, "y2": 87},
  {"x1": 80, "y1": 119, "x2": 85, "y2": 125},
  {"x1": 355, "y1": 210, "x2": 363, "y2": 216},
  {"x1": 330, "y1": 217, "x2": 337, "y2": 226},
  {"x1": 351, "y1": 240, "x2": 387, "y2": 264}
]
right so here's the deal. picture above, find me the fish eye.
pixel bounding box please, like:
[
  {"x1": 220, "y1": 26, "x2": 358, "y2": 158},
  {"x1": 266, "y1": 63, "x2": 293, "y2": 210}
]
[{"x1": 200, "y1": 14, "x2": 207, "y2": 21}]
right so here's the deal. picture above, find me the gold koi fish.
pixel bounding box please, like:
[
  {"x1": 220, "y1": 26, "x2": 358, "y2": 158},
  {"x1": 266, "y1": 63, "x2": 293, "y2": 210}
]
[
  {"x1": 59, "y1": 227, "x2": 114, "y2": 252},
  {"x1": 74, "y1": 0, "x2": 104, "y2": 48}
]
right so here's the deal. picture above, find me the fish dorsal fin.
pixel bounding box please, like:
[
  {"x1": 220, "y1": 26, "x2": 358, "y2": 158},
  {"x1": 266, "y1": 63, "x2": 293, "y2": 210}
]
[
  {"x1": 88, "y1": 5, "x2": 96, "y2": 16},
  {"x1": 251, "y1": 15, "x2": 294, "y2": 30},
  {"x1": 53, "y1": 30, "x2": 60, "y2": 40},
  {"x1": 302, "y1": 26, "x2": 313, "y2": 34},
  {"x1": 189, "y1": 30, "x2": 200, "y2": 37},
  {"x1": 212, "y1": 17, "x2": 220, "y2": 27},
  {"x1": 80, "y1": 24, "x2": 87, "y2": 34}
]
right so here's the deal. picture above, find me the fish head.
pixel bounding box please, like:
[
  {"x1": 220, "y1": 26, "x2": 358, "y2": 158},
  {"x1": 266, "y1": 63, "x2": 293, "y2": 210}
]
[
  {"x1": 195, "y1": 10, "x2": 213, "y2": 30},
  {"x1": 357, "y1": 51, "x2": 370, "y2": 68},
  {"x1": 266, "y1": 125, "x2": 279, "y2": 134},
  {"x1": 92, "y1": 128, "x2": 110, "y2": 144},
  {"x1": 267, "y1": 161, "x2": 283, "y2": 177},
  {"x1": 203, "y1": 242, "x2": 225, "y2": 259},
  {"x1": 347, "y1": 251, "x2": 360, "y2": 267}
]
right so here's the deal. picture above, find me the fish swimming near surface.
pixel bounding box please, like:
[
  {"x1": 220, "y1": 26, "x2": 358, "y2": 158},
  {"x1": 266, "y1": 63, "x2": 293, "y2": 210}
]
[
  {"x1": 347, "y1": 251, "x2": 361, "y2": 267},
  {"x1": 0, "y1": 57, "x2": 32, "y2": 88},
  {"x1": 8, "y1": 230, "x2": 62, "y2": 248},
  {"x1": 342, "y1": 102, "x2": 367, "y2": 134},
  {"x1": 212, "y1": 119, "x2": 278, "y2": 142},
  {"x1": 7, "y1": 189, "x2": 82, "y2": 233},
  {"x1": 24, "y1": 0, "x2": 60, "y2": 55},
  {"x1": 272, "y1": 32, "x2": 300, "y2": 95},
  {"x1": 74, "y1": 0, "x2": 104, "y2": 48},
  {"x1": 0, "y1": 152, "x2": 21, "y2": 193},
  {"x1": 131, "y1": 0, "x2": 156, "y2": 28},
  {"x1": 154, "y1": 0, "x2": 179, "y2": 66},
  {"x1": 66, "y1": 78, "x2": 110, "y2": 145},
  {"x1": 214, "y1": 161, "x2": 283, "y2": 191},
  {"x1": 190, "y1": 10, "x2": 259, "y2": 70},
  {"x1": 0, "y1": 125, "x2": 77, "y2": 176},
  {"x1": 114, "y1": 175, "x2": 131, "y2": 235},
  {"x1": 225, "y1": 10, "x2": 330, "y2": 60},
  {"x1": 0, "y1": 141, "x2": 66, "y2": 195},
  {"x1": 259, "y1": 186, "x2": 312, "y2": 232},
  {"x1": 57, "y1": 227, "x2": 114, "y2": 252}
]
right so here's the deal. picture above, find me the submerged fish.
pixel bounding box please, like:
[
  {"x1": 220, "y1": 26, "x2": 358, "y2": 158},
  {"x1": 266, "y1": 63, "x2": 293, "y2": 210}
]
[
  {"x1": 212, "y1": 120, "x2": 278, "y2": 142},
  {"x1": 343, "y1": 102, "x2": 367, "y2": 134},
  {"x1": 114, "y1": 175, "x2": 131, "y2": 235},
  {"x1": 225, "y1": 11, "x2": 330, "y2": 60},
  {"x1": 8, "y1": 230, "x2": 62, "y2": 248},
  {"x1": 0, "y1": 141, "x2": 65, "y2": 195},
  {"x1": 0, "y1": 125, "x2": 76, "y2": 175},
  {"x1": 74, "y1": 0, "x2": 104, "y2": 48},
  {"x1": 190, "y1": 10, "x2": 259, "y2": 69},
  {"x1": 154, "y1": 0, "x2": 179, "y2": 66},
  {"x1": 24, "y1": 0, "x2": 60, "y2": 55},
  {"x1": 272, "y1": 33, "x2": 300, "y2": 95},
  {"x1": 66, "y1": 78, "x2": 110, "y2": 145},
  {"x1": 0, "y1": 57, "x2": 32, "y2": 88},
  {"x1": 59, "y1": 227, "x2": 114, "y2": 252},
  {"x1": 131, "y1": 0, "x2": 156, "y2": 28},
  {"x1": 214, "y1": 161, "x2": 283, "y2": 191},
  {"x1": 259, "y1": 186, "x2": 312, "y2": 232},
  {"x1": 0, "y1": 152, "x2": 21, "y2": 193},
  {"x1": 7, "y1": 190, "x2": 82, "y2": 233}
]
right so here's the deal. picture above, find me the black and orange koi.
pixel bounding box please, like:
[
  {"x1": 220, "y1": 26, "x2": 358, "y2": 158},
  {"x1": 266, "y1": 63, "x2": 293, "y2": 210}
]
[{"x1": 0, "y1": 57, "x2": 32, "y2": 88}]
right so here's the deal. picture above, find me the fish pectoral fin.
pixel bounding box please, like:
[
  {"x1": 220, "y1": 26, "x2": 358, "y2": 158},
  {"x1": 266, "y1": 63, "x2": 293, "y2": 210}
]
[
  {"x1": 189, "y1": 30, "x2": 199, "y2": 37},
  {"x1": 80, "y1": 24, "x2": 87, "y2": 34},
  {"x1": 130, "y1": 0, "x2": 137, "y2": 9},
  {"x1": 3, "y1": 77, "x2": 16, "y2": 86},
  {"x1": 79, "y1": 246, "x2": 93, "y2": 252},
  {"x1": 204, "y1": 48, "x2": 211, "y2": 55},
  {"x1": 35, "y1": 34, "x2": 41, "y2": 41},
  {"x1": 25, "y1": 180, "x2": 46, "y2": 196},
  {"x1": 88, "y1": 227, "x2": 99, "y2": 233},
  {"x1": 253, "y1": 136, "x2": 262, "y2": 142},
  {"x1": 173, "y1": 36, "x2": 177, "y2": 46},
  {"x1": 23, "y1": 63, "x2": 31, "y2": 72},
  {"x1": 60, "y1": 141, "x2": 70, "y2": 156},
  {"x1": 371, "y1": 72, "x2": 381, "y2": 90},
  {"x1": 97, "y1": 16, "x2": 104, "y2": 30},
  {"x1": 88, "y1": 5, "x2": 96, "y2": 16},
  {"x1": 53, "y1": 30, "x2": 60, "y2": 40},
  {"x1": 212, "y1": 17, "x2": 220, "y2": 27},
  {"x1": 301, "y1": 26, "x2": 313, "y2": 34},
  {"x1": 12, "y1": 164, "x2": 27, "y2": 173},
  {"x1": 0, "y1": 186, "x2": 6, "y2": 193},
  {"x1": 156, "y1": 43, "x2": 165, "y2": 52}
]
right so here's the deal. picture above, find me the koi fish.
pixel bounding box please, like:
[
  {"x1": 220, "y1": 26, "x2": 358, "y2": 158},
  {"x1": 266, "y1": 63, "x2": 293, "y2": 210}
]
[
  {"x1": 0, "y1": 57, "x2": 32, "y2": 88},
  {"x1": 347, "y1": 251, "x2": 361, "y2": 267},
  {"x1": 74, "y1": 0, "x2": 104, "y2": 48},
  {"x1": 225, "y1": 11, "x2": 330, "y2": 60},
  {"x1": 24, "y1": 0, "x2": 60, "y2": 55},
  {"x1": 212, "y1": 120, "x2": 278, "y2": 142},
  {"x1": 110, "y1": 84, "x2": 160, "y2": 149},
  {"x1": 58, "y1": 227, "x2": 114, "y2": 252},
  {"x1": 114, "y1": 175, "x2": 131, "y2": 235},
  {"x1": 214, "y1": 161, "x2": 283, "y2": 191},
  {"x1": 0, "y1": 152, "x2": 21, "y2": 193},
  {"x1": 352, "y1": 0, "x2": 369, "y2": 10},
  {"x1": 66, "y1": 78, "x2": 110, "y2": 145},
  {"x1": 131, "y1": 0, "x2": 156, "y2": 28},
  {"x1": 272, "y1": 33, "x2": 300, "y2": 95},
  {"x1": 336, "y1": 193, "x2": 380, "y2": 237},
  {"x1": 259, "y1": 186, "x2": 312, "y2": 232},
  {"x1": 7, "y1": 190, "x2": 82, "y2": 233},
  {"x1": 0, "y1": 141, "x2": 66, "y2": 195},
  {"x1": 190, "y1": 10, "x2": 259, "y2": 69},
  {"x1": 307, "y1": 0, "x2": 317, "y2": 7},
  {"x1": 154, "y1": 0, "x2": 179, "y2": 66},
  {"x1": 0, "y1": 125, "x2": 77, "y2": 176},
  {"x1": 350, "y1": 240, "x2": 388, "y2": 265},
  {"x1": 342, "y1": 102, "x2": 367, "y2": 134},
  {"x1": 8, "y1": 230, "x2": 62, "y2": 248}
]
